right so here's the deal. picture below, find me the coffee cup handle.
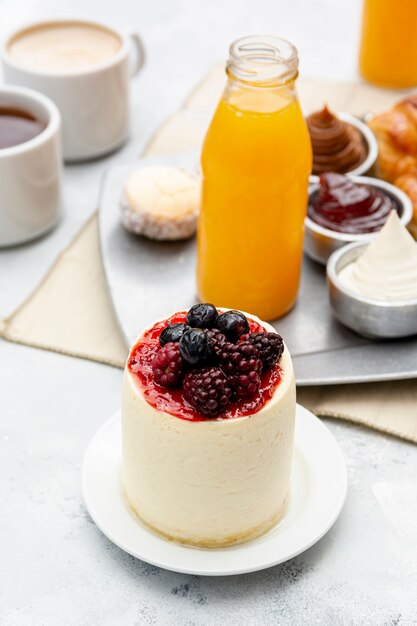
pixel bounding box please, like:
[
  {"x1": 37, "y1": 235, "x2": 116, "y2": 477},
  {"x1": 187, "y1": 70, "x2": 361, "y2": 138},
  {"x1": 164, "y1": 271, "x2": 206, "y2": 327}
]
[{"x1": 128, "y1": 32, "x2": 145, "y2": 77}]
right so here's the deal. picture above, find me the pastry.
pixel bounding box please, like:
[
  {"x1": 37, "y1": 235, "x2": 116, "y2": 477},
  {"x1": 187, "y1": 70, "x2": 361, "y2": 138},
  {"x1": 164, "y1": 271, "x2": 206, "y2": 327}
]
[
  {"x1": 122, "y1": 304, "x2": 296, "y2": 547},
  {"x1": 368, "y1": 96, "x2": 417, "y2": 182},
  {"x1": 394, "y1": 174, "x2": 417, "y2": 239},
  {"x1": 121, "y1": 166, "x2": 199, "y2": 241},
  {"x1": 368, "y1": 96, "x2": 417, "y2": 236}
]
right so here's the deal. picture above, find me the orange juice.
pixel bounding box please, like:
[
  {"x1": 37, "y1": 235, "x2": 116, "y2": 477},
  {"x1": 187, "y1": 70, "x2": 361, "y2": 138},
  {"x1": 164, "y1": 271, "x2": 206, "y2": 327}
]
[
  {"x1": 359, "y1": 0, "x2": 417, "y2": 88},
  {"x1": 197, "y1": 37, "x2": 312, "y2": 320}
]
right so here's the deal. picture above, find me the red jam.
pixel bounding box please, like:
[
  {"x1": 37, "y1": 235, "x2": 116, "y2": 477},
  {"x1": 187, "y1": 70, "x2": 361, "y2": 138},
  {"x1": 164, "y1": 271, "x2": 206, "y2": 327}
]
[
  {"x1": 127, "y1": 312, "x2": 282, "y2": 421},
  {"x1": 309, "y1": 172, "x2": 399, "y2": 234}
]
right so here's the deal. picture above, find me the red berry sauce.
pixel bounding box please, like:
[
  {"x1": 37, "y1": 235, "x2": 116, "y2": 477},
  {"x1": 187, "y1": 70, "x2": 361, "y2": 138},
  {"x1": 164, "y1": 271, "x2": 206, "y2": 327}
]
[
  {"x1": 309, "y1": 172, "x2": 398, "y2": 234},
  {"x1": 127, "y1": 312, "x2": 283, "y2": 421}
]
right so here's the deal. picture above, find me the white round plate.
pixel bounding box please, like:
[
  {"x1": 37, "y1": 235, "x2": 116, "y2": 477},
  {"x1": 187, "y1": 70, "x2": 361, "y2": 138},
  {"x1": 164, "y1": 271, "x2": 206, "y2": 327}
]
[{"x1": 82, "y1": 404, "x2": 347, "y2": 576}]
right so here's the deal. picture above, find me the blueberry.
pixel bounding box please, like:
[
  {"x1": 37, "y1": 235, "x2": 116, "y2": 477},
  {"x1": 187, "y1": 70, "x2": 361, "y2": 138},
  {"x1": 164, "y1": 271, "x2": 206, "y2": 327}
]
[
  {"x1": 179, "y1": 328, "x2": 213, "y2": 366},
  {"x1": 186, "y1": 303, "x2": 218, "y2": 329},
  {"x1": 216, "y1": 311, "x2": 249, "y2": 342},
  {"x1": 160, "y1": 323, "x2": 190, "y2": 346}
]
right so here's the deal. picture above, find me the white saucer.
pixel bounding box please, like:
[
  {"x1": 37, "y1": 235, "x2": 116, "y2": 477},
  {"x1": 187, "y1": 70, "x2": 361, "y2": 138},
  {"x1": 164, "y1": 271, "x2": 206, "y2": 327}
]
[{"x1": 82, "y1": 404, "x2": 347, "y2": 576}]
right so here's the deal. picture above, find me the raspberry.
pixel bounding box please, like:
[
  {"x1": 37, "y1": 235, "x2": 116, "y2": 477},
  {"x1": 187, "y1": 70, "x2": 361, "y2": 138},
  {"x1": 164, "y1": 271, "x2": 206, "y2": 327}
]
[
  {"x1": 183, "y1": 367, "x2": 232, "y2": 416},
  {"x1": 219, "y1": 341, "x2": 262, "y2": 399},
  {"x1": 152, "y1": 342, "x2": 184, "y2": 387},
  {"x1": 241, "y1": 332, "x2": 284, "y2": 370}
]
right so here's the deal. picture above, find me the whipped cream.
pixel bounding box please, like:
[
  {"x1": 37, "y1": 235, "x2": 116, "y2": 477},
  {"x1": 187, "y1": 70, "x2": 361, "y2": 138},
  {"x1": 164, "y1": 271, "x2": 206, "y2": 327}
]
[{"x1": 338, "y1": 210, "x2": 417, "y2": 302}]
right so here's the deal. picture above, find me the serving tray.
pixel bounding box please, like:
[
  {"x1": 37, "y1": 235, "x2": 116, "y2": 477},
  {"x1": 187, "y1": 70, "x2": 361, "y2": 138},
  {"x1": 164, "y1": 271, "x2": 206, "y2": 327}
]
[{"x1": 98, "y1": 152, "x2": 417, "y2": 386}]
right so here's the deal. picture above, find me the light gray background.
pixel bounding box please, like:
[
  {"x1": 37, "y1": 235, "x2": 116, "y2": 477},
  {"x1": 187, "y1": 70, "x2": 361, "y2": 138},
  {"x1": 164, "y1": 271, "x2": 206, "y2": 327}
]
[{"x1": 1, "y1": 1, "x2": 416, "y2": 624}]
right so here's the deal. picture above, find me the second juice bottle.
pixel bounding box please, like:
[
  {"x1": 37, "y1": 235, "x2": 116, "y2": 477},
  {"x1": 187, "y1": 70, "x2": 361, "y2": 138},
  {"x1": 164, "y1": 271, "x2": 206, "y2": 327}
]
[{"x1": 198, "y1": 36, "x2": 312, "y2": 321}]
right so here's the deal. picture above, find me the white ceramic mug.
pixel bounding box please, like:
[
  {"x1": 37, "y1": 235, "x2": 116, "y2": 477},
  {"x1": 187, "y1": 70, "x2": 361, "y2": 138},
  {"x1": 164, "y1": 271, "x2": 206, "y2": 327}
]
[
  {"x1": 0, "y1": 85, "x2": 62, "y2": 247},
  {"x1": 1, "y1": 19, "x2": 145, "y2": 161}
]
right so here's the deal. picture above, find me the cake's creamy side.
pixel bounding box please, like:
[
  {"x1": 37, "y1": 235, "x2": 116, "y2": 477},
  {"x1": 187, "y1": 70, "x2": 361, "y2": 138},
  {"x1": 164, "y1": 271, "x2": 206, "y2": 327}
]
[{"x1": 122, "y1": 317, "x2": 296, "y2": 548}]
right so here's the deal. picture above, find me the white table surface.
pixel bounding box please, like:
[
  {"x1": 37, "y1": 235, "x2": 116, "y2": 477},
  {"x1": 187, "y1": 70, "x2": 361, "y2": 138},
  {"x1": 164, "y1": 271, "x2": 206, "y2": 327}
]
[{"x1": 1, "y1": 1, "x2": 417, "y2": 624}]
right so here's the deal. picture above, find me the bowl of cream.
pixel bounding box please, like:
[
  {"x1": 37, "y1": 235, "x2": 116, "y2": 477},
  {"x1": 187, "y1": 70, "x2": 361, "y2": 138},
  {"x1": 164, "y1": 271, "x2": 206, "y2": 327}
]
[{"x1": 326, "y1": 210, "x2": 417, "y2": 339}]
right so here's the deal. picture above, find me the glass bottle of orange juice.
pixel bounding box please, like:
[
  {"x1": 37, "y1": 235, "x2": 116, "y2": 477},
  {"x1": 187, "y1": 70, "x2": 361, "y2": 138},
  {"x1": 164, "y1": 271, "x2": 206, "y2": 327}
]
[
  {"x1": 197, "y1": 36, "x2": 312, "y2": 321},
  {"x1": 359, "y1": 0, "x2": 417, "y2": 88}
]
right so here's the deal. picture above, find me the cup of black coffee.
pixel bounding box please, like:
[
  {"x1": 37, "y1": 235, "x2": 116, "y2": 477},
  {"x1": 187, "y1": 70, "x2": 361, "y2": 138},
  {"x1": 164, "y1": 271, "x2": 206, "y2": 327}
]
[
  {"x1": 0, "y1": 105, "x2": 46, "y2": 149},
  {"x1": 0, "y1": 85, "x2": 62, "y2": 246}
]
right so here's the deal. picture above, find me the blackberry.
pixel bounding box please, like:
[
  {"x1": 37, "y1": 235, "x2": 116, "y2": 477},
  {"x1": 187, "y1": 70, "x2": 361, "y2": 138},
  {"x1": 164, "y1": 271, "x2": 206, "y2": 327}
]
[
  {"x1": 216, "y1": 310, "x2": 249, "y2": 342},
  {"x1": 204, "y1": 328, "x2": 227, "y2": 354},
  {"x1": 241, "y1": 332, "x2": 284, "y2": 370},
  {"x1": 220, "y1": 341, "x2": 262, "y2": 399},
  {"x1": 186, "y1": 303, "x2": 218, "y2": 328},
  {"x1": 159, "y1": 322, "x2": 190, "y2": 346},
  {"x1": 183, "y1": 367, "x2": 232, "y2": 416},
  {"x1": 152, "y1": 342, "x2": 184, "y2": 387},
  {"x1": 179, "y1": 328, "x2": 213, "y2": 366}
]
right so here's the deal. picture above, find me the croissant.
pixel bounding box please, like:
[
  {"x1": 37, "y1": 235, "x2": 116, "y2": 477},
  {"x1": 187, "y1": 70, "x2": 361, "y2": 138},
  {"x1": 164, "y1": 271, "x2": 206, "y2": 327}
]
[
  {"x1": 369, "y1": 95, "x2": 417, "y2": 236},
  {"x1": 395, "y1": 174, "x2": 417, "y2": 238}
]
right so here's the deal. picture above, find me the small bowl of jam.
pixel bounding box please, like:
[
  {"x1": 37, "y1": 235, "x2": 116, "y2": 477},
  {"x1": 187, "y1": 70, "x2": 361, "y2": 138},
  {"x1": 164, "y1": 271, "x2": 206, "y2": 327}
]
[
  {"x1": 305, "y1": 172, "x2": 413, "y2": 265},
  {"x1": 306, "y1": 106, "x2": 378, "y2": 177}
]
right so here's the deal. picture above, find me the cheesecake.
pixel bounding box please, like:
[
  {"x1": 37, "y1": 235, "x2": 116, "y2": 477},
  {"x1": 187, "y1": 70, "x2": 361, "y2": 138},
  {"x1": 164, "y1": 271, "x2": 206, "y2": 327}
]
[{"x1": 121, "y1": 305, "x2": 296, "y2": 547}]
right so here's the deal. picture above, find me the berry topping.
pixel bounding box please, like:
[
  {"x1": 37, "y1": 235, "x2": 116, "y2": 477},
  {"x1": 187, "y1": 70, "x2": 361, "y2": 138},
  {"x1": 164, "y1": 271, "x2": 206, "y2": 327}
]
[
  {"x1": 179, "y1": 328, "x2": 213, "y2": 366},
  {"x1": 219, "y1": 341, "x2": 262, "y2": 399},
  {"x1": 183, "y1": 367, "x2": 232, "y2": 416},
  {"x1": 204, "y1": 328, "x2": 228, "y2": 354},
  {"x1": 216, "y1": 310, "x2": 249, "y2": 342},
  {"x1": 160, "y1": 322, "x2": 190, "y2": 346},
  {"x1": 186, "y1": 303, "x2": 218, "y2": 328},
  {"x1": 129, "y1": 310, "x2": 283, "y2": 421},
  {"x1": 241, "y1": 332, "x2": 284, "y2": 370},
  {"x1": 152, "y1": 342, "x2": 184, "y2": 387}
]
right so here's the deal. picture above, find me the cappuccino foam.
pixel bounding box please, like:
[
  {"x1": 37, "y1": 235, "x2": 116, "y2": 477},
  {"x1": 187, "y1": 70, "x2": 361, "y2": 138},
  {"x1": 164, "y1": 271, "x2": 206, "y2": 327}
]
[{"x1": 7, "y1": 22, "x2": 122, "y2": 72}]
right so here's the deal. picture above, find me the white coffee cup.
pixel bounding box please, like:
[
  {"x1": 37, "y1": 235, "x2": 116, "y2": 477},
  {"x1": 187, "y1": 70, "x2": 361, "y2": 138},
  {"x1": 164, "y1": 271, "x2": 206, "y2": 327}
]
[
  {"x1": 0, "y1": 85, "x2": 62, "y2": 247},
  {"x1": 1, "y1": 19, "x2": 145, "y2": 161}
]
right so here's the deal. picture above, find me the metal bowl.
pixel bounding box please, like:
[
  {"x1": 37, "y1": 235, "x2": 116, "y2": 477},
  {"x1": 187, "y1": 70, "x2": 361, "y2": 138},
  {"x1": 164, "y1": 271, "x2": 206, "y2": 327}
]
[
  {"x1": 336, "y1": 112, "x2": 378, "y2": 177},
  {"x1": 327, "y1": 242, "x2": 417, "y2": 339},
  {"x1": 305, "y1": 176, "x2": 413, "y2": 265},
  {"x1": 308, "y1": 112, "x2": 378, "y2": 179}
]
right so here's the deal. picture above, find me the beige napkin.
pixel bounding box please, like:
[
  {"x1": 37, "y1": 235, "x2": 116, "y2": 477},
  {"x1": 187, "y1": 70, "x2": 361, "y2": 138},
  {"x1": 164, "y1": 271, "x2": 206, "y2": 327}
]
[
  {"x1": 0, "y1": 215, "x2": 127, "y2": 367},
  {"x1": 1, "y1": 66, "x2": 416, "y2": 442}
]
